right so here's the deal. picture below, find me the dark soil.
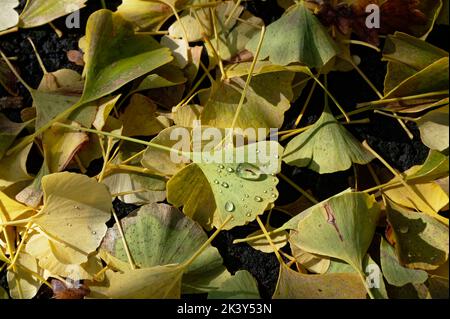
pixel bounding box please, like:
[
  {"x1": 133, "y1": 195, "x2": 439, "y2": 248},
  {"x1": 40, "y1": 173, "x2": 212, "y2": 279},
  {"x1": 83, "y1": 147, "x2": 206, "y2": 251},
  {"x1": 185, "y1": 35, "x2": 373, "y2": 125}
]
[{"x1": 0, "y1": 0, "x2": 448, "y2": 299}]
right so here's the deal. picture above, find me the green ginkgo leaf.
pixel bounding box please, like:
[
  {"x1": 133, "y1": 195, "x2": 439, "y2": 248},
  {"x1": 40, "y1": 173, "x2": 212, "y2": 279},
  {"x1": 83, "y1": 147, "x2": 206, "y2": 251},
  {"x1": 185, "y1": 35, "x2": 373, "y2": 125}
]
[
  {"x1": 272, "y1": 264, "x2": 367, "y2": 299},
  {"x1": 0, "y1": 0, "x2": 19, "y2": 32},
  {"x1": 246, "y1": 1, "x2": 339, "y2": 67},
  {"x1": 101, "y1": 203, "x2": 229, "y2": 294},
  {"x1": 287, "y1": 192, "x2": 381, "y2": 273},
  {"x1": 417, "y1": 105, "x2": 449, "y2": 152},
  {"x1": 386, "y1": 199, "x2": 449, "y2": 270},
  {"x1": 380, "y1": 238, "x2": 428, "y2": 287},
  {"x1": 0, "y1": 114, "x2": 31, "y2": 160},
  {"x1": 167, "y1": 141, "x2": 283, "y2": 230},
  {"x1": 88, "y1": 265, "x2": 184, "y2": 299},
  {"x1": 32, "y1": 172, "x2": 112, "y2": 264},
  {"x1": 19, "y1": 0, "x2": 87, "y2": 28},
  {"x1": 81, "y1": 9, "x2": 173, "y2": 104},
  {"x1": 200, "y1": 72, "x2": 294, "y2": 132},
  {"x1": 283, "y1": 107, "x2": 374, "y2": 174},
  {"x1": 208, "y1": 270, "x2": 260, "y2": 299}
]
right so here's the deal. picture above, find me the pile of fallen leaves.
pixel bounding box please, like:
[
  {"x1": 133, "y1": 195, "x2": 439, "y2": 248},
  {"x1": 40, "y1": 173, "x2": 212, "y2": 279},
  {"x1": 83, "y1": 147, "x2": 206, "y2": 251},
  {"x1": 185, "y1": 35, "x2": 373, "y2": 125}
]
[{"x1": 0, "y1": 0, "x2": 448, "y2": 299}]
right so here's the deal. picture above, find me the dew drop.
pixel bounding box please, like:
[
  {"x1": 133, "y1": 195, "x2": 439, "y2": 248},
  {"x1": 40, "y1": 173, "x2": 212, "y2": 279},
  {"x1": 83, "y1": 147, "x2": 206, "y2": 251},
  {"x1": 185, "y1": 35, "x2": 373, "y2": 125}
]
[
  {"x1": 236, "y1": 163, "x2": 261, "y2": 180},
  {"x1": 271, "y1": 193, "x2": 277, "y2": 198},
  {"x1": 274, "y1": 154, "x2": 280, "y2": 159},
  {"x1": 226, "y1": 167, "x2": 234, "y2": 173},
  {"x1": 399, "y1": 225, "x2": 409, "y2": 234},
  {"x1": 222, "y1": 182, "x2": 229, "y2": 188},
  {"x1": 74, "y1": 206, "x2": 80, "y2": 210},
  {"x1": 264, "y1": 190, "x2": 268, "y2": 194},
  {"x1": 225, "y1": 201, "x2": 235, "y2": 212},
  {"x1": 217, "y1": 169, "x2": 222, "y2": 173},
  {"x1": 92, "y1": 231, "x2": 97, "y2": 235},
  {"x1": 246, "y1": 212, "x2": 252, "y2": 217},
  {"x1": 218, "y1": 164, "x2": 225, "y2": 169},
  {"x1": 254, "y1": 196, "x2": 263, "y2": 202},
  {"x1": 245, "y1": 194, "x2": 250, "y2": 198},
  {"x1": 214, "y1": 179, "x2": 219, "y2": 184},
  {"x1": 66, "y1": 223, "x2": 72, "y2": 227}
]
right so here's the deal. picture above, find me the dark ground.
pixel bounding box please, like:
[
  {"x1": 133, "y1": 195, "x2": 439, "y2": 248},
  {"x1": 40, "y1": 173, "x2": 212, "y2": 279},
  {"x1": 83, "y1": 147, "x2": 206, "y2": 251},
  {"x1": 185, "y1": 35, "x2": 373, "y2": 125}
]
[{"x1": 0, "y1": 0, "x2": 448, "y2": 299}]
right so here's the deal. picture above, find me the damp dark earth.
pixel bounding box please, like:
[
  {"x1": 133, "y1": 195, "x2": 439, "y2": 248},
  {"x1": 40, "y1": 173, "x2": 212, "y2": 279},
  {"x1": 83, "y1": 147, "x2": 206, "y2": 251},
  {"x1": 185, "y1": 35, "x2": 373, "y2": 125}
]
[{"x1": 0, "y1": 0, "x2": 448, "y2": 300}]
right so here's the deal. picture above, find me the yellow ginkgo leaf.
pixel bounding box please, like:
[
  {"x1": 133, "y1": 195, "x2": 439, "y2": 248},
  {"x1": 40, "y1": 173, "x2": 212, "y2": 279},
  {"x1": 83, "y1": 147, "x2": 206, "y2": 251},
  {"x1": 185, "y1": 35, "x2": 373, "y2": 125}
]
[
  {"x1": 0, "y1": 191, "x2": 34, "y2": 221},
  {"x1": 25, "y1": 233, "x2": 103, "y2": 281},
  {"x1": 32, "y1": 172, "x2": 112, "y2": 264},
  {"x1": 88, "y1": 265, "x2": 184, "y2": 299},
  {"x1": 7, "y1": 252, "x2": 46, "y2": 299}
]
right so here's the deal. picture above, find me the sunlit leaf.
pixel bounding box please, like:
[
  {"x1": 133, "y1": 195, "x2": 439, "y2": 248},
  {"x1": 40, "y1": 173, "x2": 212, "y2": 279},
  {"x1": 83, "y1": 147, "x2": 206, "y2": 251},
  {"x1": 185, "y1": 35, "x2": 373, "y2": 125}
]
[
  {"x1": 0, "y1": 0, "x2": 19, "y2": 31},
  {"x1": 101, "y1": 203, "x2": 228, "y2": 293},
  {"x1": 7, "y1": 252, "x2": 45, "y2": 299},
  {"x1": 19, "y1": 0, "x2": 87, "y2": 28},
  {"x1": 200, "y1": 72, "x2": 294, "y2": 132},
  {"x1": 386, "y1": 199, "x2": 448, "y2": 270},
  {"x1": 283, "y1": 108, "x2": 374, "y2": 174},
  {"x1": 246, "y1": 1, "x2": 339, "y2": 67},
  {"x1": 167, "y1": 141, "x2": 283, "y2": 230},
  {"x1": 81, "y1": 9, "x2": 173, "y2": 104},
  {"x1": 208, "y1": 270, "x2": 260, "y2": 299},
  {"x1": 88, "y1": 265, "x2": 183, "y2": 299},
  {"x1": 287, "y1": 192, "x2": 381, "y2": 272},
  {"x1": 417, "y1": 106, "x2": 449, "y2": 152},
  {"x1": 32, "y1": 172, "x2": 112, "y2": 264},
  {"x1": 272, "y1": 264, "x2": 367, "y2": 299}
]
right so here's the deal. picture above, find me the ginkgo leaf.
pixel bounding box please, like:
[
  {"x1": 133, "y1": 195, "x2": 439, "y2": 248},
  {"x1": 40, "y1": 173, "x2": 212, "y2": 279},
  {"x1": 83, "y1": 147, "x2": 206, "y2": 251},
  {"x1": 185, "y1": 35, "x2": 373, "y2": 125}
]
[
  {"x1": 32, "y1": 172, "x2": 112, "y2": 264},
  {"x1": 386, "y1": 199, "x2": 449, "y2": 270},
  {"x1": 283, "y1": 107, "x2": 374, "y2": 174},
  {"x1": 101, "y1": 203, "x2": 228, "y2": 294},
  {"x1": 246, "y1": 227, "x2": 289, "y2": 253},
  {"x1": 25, "y1": 233, "x2": 103, "y2": 281},
  {"x1": 200, "y1": 72, "x2": 294, "y2": 132},
  {"x1": 287, "y1": 192, "x2": 381, "y2": 272},
  {"x1": 88, "y1": 265, "x2": 183, "y2": 299},
  {"x1": 19, "y1": 0, "x2": 87, "y2": 28},
  {"x1": 7, "y1": 252, "x2": 46, "y2": 299},
  {"x1": 246, "y1": 1, "x2": 339, "y2": 67},
  {"x1": 0, "y1": 0, "x2": 19, "y2": 31},
  {"x1": 141, "y1": 126, "x2": 191, "y2": 176},
  {"x1": 119, "y1": 94, "x2": 171, "y2": 137},
  {"x1": 0, "y1": 191, "x2": 34, "y2": 221},
  {"x1": 103, "y1": 171, "x2": 166, "y2": 205},
  {"x1": 208, "y1": 270, "x2": 260, "y2": 299},
  {"x1": 417, "y1": 106, "x2": 449, "y2": 152},
  {"x1": 290, "y1": 243, "x2": 330, "y2": 274},
  {"x1": 380, "y1": 238, "x2": 428, "y2": 287},
  {"x1": 272, "y1": 264, "x2": 367, "y2": 299},
  {"x1": 0, "y1": 114, "x2": 31, "y2": 160},
  {"x1": 167, "y1": 141, "x2": 283, "y2": 230},
  {"x1": 42, "y1": 121, "x2": 88, "y2": 173},
  {"x1": 383, "y1": 32, "x2": 448, "y2": 90},
  {"x1": 117, "y1": 0, "x2": 179, "y2": 31},
  {"x1": 383, "y1": 150, "x2": 449, "y2": 217},
  {"x1": 0, "y1": 143, "x2": 32, "y2": 190},
  {"x1": 80, "y1": 9, "x2": 173, "y2": 104}
]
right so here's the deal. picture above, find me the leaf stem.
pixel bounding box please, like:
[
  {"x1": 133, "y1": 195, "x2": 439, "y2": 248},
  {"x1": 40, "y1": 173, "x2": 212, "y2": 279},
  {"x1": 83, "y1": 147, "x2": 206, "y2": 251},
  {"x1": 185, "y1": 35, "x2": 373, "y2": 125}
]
[
  {"x1": 309, "y1": 70, "x2": 350, "y2": 123},
  {"x1": 279, "y1": 173, "x2": 318, "y2": 204},
  {"x1": 357, "y1": 90, "x2": 449, "y2": 108},
  {"x1": 362, "y1": 141, "x2": 448, "y2": 225},
  {"x1": 181, "y1": 215, "x2": 232, "y2": 269},
  {"x1": 256, "y1": 216, "x2": 284, "y2": 264},
  {"x1": 52, "y1": 123, "x2": 192, "y2": 160},
  {"x1": 232, "y1": 228, "x2": 285, "y2": 244},
  {"x1": 295, "y1": 81, "x2": 317, "y2": 127},
  {"x1": 112, "y1": 208, "x2": 136, "y2": 270}
]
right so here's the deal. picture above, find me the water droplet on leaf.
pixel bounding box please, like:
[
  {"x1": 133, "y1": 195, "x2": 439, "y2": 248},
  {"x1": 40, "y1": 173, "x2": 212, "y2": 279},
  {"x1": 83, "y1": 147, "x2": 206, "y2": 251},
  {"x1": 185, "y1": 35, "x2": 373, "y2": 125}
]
[
  {"x1": 225, "y1": 201, "x2": 235, "y2": 212},
  {"x1": 236, "y1": 163, "x2": 261, "y2": 180}
]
